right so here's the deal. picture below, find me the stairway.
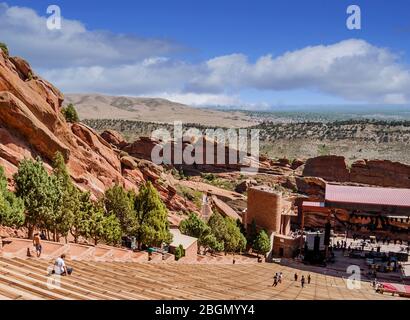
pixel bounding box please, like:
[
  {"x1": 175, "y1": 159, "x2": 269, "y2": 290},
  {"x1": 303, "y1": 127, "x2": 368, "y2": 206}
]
[{"x1": 0, "y1": 256, "x2": 402, "y2": 300}]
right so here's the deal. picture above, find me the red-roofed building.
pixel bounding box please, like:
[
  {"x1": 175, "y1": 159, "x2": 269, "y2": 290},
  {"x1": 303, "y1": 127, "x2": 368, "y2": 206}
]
[
  {"x1": 303, "y1": 184, "x2": 410, "y2": 216},
  {"x1": 301, "y1": 184, "x2": 410, "y2": 244},
  {"x1": 325, "y1": 184, "x2": 410, "y2": 214}
]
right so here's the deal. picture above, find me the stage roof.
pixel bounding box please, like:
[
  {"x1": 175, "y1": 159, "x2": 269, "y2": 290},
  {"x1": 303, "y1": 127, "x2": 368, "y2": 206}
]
[{"x1": 325, "y1": 184, "x2": 410, "y2": 208}]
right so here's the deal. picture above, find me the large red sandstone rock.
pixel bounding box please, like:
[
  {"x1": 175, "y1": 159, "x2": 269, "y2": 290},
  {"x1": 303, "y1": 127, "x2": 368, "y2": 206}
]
[
  {"x1": 303, "y1": 156, "x2": 350, "y2": 182},
  {"x1": 291, "y1": 158, "x2": 305, "y2": 170},
  {"x1": 0, "y1": 51, "x2": 196, "y2": 216},
  {"x1": 303, "y1": 155, "x2": 410, "y2": 188},
  {"x1": 235, "y1": 179, "x2": 257, "y2": 194},
  {"x1": 101, "y1": 130, "x2": 128, "y2": 149},
  {"x1": 0, "y1": 91, "x2": 70, "y2": 161},
  {"x1": 9, "y1": 57, "x2": 32, "y2": 81},
  {"x1": 122, "y1": 136, "x2": 270, "y2": 173},
  {"x1": 295, "y1": 176, "x2": 326, "y2": 200},
  {"x1": 350, "y1": 159, "x2": 410, "y2": 188},
  {"x1": 123, "y1": 137, "x2": 158, "y2": 161}
]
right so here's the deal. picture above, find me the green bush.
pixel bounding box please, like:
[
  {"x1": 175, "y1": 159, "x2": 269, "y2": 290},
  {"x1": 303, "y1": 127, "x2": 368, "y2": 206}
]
[
  {"x1": 174, "y1": 244, "x2": 185, "y2": 261},
  {"x1": 0, "y1": 42, "x2": 9, "y2": 57},
  {"x1": 62, "y1": 104, "x2": 80, "y2": 123},
  {"x1": 202, "y1": 173, "x2": 216, "y2": 181},
  {"x1": 0, "y1": 166, "x2": 25, "y2": 228}
]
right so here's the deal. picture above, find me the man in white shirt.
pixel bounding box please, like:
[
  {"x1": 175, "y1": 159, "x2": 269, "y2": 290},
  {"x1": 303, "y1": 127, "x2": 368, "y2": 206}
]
[{"x1": 53, "y1": 254, "x2": 72, "y2": 276}]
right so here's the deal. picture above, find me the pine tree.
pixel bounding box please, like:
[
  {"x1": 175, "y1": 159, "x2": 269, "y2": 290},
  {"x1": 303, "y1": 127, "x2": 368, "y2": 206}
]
[
  {"x1": 102, "y1": 214, "x2": 122, "y2": 245},
  {"x1": 133, "y1": 181, "x2": 172, "y2": 249},
  {"x1": 88, "y1": 201, "x2": 121, "y2": 246},
  {"x1": 179, "y1": 212, "x2": 211, "y2": 253},
  {"x1": 104, "y1": 185, "x2": 137, "y2": 235},
  {"x1": 223, "y1": 217, "x2": 247, "y2": 254},
  {"x1": 0, "y1": 166, "x2": 25, "y2": 227},
  {"x1": 208, "y1": 213, "x2": 246, "y2": 254},
  {"x1": 253, "y1": 230, "x2": 271, "y2": 257},
  {"x1": 207, "y1": 212, "x2": 227, "y2": 253},
  {"x1": 246, "y1": 218, "x2": 258, "y2": 248},
  {"x1": 70, "y1": 190, "x2": 92, "y2": 243},
  {"x1": 202, "y1": 233, "x2": 224, "y2": 253},
  {"x1": 208, "y1": 212, "x2": 227, "y2": 242},
  {"x1": 88, "y1": 203, "x2": 106, "y2": 246},
  {"x1": 14, "y1": 158, "x2": 58, "y2": 239},
  {"x1": 50, "y1": 152, "x2": 75, "y2": 242}
]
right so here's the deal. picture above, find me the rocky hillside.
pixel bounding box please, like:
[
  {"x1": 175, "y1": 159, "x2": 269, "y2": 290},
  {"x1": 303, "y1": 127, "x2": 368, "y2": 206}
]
[
  {"x1": 257, "y1": 120, "x2": 410, "y2": 144},
  {"x1": 256, "y1": 121, "x2": 410, "y2": 164},
  {"x1": 65, "y1": 93, "x2": 256, "y2": 128},
  {"x1": 0, "y1": 49, "x2": 197, "y2": 225},
  {"x1": 82, "y1": 118, "x2": 410, "y2": 164}
]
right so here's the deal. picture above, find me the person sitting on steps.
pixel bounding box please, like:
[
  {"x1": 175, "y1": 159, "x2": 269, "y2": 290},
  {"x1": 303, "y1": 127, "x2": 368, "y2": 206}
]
[{"x1": 52, "y1": 254, "x2": 73, "y2": 276}]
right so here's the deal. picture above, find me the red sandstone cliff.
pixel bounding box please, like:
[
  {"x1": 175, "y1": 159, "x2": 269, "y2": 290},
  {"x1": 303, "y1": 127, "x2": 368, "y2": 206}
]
[
  {"x1": 0, "y1": 50, "x2": 196, "y2": 223},
  {"x1": 303, "y1": 155, "x2": 410, "y2": 188}
]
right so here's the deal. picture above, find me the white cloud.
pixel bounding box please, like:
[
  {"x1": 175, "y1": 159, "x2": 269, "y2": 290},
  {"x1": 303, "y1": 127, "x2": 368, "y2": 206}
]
[
  {"x1": 0, "y1": 2, "x2": 180, "y2": 68},
  {"x1": 152, "y1": 92, "x2": 241, "y2": 107},
  {"x1": 40, "y1": 58, "x2": 196, "y2": 95},
  {"x1": 190, "y1": 39, "x2": 410, "y2": 104},
  {"x1": 2, "y1": 2, "x2": 410, "y2": 105}
]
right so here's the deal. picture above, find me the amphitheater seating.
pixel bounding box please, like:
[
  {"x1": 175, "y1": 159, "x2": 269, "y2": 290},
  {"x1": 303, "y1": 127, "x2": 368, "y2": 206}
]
[
  {"x1": 0, "y1": 256, "x2": 401, "y2": 300},
  {"x1": 0, "y1": 237, "x2": 405, "y2": 300}
]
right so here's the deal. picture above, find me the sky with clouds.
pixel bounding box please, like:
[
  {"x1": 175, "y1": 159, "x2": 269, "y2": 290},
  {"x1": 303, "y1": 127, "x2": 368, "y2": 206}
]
[{"x1": 1, "y1": 0, "x2": 410, "y2": 108}]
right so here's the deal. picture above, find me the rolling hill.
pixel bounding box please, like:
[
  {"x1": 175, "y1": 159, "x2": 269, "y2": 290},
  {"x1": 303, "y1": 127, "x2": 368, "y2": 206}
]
[{"x1": 64, "y1": 94, "x2": 256, "y2": 128}]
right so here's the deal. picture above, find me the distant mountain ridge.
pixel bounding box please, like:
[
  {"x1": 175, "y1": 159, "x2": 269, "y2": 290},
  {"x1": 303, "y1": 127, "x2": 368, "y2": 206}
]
[{"x1": 64, "y1": 94, "x2": 256, "y2": 128}]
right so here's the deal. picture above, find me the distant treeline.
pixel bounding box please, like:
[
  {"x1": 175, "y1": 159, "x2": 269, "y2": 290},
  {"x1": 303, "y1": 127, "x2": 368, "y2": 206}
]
[{"x1": 83, "y1": 118, "x2": 410, "y2": 145}]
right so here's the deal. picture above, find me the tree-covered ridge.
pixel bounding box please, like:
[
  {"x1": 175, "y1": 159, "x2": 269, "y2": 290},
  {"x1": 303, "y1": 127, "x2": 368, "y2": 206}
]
[{"x1": 255, "y1": 120, "x2": 410, "y2": 144}]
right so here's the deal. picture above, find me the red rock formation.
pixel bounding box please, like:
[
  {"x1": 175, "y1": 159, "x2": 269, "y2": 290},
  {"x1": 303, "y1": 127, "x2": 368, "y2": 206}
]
[
  {"x1": 120, "y1": 136, "x2": 269, "y2": 173},
  {"x1": 122, "y1": 137, "x2": 158, "y2": 161},
  {"x1": 295, "y1": 176, "x2": 326, "y2": 201},
  {"x1": 303, "y1": 155, "x2": 410, "y2": 188},
  {"x1": 350, "y1": 159, "x2": 410, "y2": 188},
  {"x1": 235, "y1": 179, "x2": 257, "y2": 194},
  {"x1": 101, "y1": 130, "x2": 128, "y2": 149},
  {"x1": 291, "y1": 158, "x2": 305, "y2": 170},
  {"x1": 0, "y1": 50, "x2": 197, "y2": 220},
  {"x1": 303, "y1": 156, "x2": 350, "y2": 182}
]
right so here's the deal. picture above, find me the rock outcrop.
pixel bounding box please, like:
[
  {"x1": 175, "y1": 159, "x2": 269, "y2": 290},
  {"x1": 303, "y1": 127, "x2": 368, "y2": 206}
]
[
  {"x1": 303, "y1": 156, "x2": 350, "y2": 182},
  {"x1": 101, "y1": 130, "x2": 128, "y2": 149},
  {"x1": 235, "y1": 179, "x2": 257, "y2": 194},
  {"x1": 119, "y1": 136, "x2": 270, "y2": 173},
  {"x1": 350, "y1": 159, "x2": 410, "y2": 188},
  {"x1": 0, "y1": 49, "x2": 196, "y2": 221},
  {"x1": 303, "y1": 155, "x2": 410, "y2": 189}
]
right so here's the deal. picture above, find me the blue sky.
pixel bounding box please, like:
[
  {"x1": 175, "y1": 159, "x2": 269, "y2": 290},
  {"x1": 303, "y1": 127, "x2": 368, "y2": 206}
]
[{"x1": 2, "y1": 0, "x2": 410, "y2": 107}]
